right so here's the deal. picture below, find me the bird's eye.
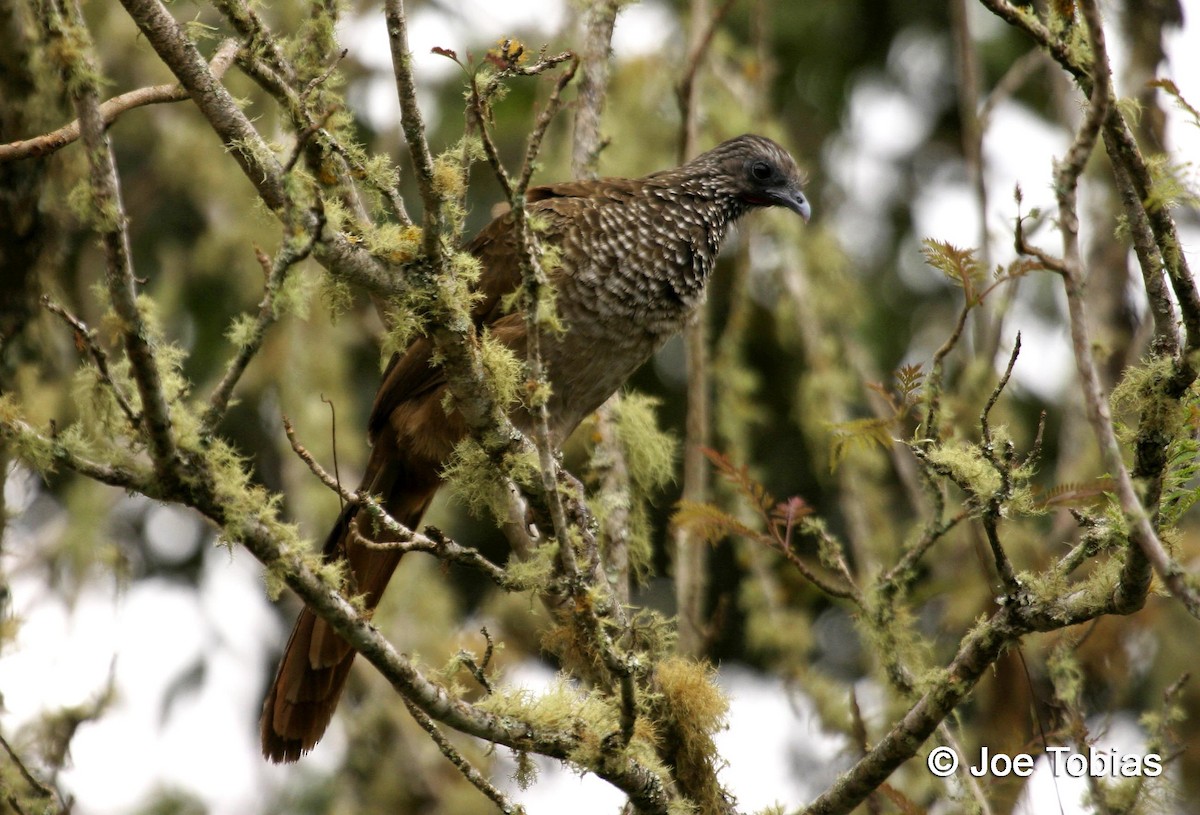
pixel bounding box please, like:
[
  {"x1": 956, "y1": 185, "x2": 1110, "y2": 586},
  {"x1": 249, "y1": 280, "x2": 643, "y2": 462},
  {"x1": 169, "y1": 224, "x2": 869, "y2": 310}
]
[{"x1": 750, "y1": 161, "x2": 773, "y2": 182}]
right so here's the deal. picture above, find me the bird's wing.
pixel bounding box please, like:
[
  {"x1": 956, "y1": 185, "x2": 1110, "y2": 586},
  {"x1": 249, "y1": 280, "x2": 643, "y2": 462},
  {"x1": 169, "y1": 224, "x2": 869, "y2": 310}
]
[
  {"x1": 527, "y1": 176, "x2": 640, "y2": 205},
  {"x1": 366, "y1": 187, "x2": 588, "y2": 441}
]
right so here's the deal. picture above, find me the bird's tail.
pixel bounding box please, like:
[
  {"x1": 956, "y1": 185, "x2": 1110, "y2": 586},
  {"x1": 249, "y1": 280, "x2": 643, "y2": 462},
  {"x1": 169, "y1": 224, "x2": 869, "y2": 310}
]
[{"x1": 259, "y1": 447, "x2": 438, "y2": 763}]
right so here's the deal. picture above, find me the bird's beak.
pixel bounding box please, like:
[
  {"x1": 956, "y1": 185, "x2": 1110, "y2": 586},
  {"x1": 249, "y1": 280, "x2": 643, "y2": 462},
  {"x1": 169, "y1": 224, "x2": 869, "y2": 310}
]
[{"x1": 777, "y1": 187, "x2": 811, "y2": 223}]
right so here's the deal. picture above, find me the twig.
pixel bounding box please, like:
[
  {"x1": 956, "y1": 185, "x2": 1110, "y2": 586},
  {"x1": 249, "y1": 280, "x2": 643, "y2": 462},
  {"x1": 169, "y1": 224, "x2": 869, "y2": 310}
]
[
  {"x1": 0, "y1": 732, "x2": 55, "y2": 800},
  {"x1": 979, "y1": 48, "x2": 1048, "y2": 128},
  {"x1": 878, "y1": 507, "x2": 971, "y2": 595},
  {"x1": 912, "y1": 444, "x2": 1017, "y2": 590},
  {"x1": 980, "y1": 332, "x2": 1021, "y2": 452},
  {"x1": 471, "y1": 80, "x2": 514, "y2": 201},
  {"x1": 777, "y1": 522, "x2": 861, "y2": 601},
  {"x1": 978, "y1": 335, "x2": 1022, "y2": 593},
  {"x1": 283, "y1": 416, "x2": 519, "y2": 589},
  {"x1": 349, "y1": 520, "x2": 519, "y2": 591},
  {"x1": 921, "y1": 297, "x2": 973, "y2": 442},
  {"x1": 471, "y1": 51, "x2": 576, "y2": 200},
  {"x1": 203, "y1": 227, "x2": 321, "y2": 432},
  {"x1": 0, "y1": 39, "x2": 238, "y2": 163},
  {"x1": 321, "y1": 394, "x2": 343, "y2": 511},
  {"x1": 282, "y1": 415, "x2": 353, "y2": 501},
  {"x1": 40, "y1": 296, "x2": 139, "y2": 427},
  {"x1": 458, "y1": 628, "x2": 496, "y2": 694},
  {"x1": 401, "y1": 695, "x2": 527, "y2": 815},
  {"x1": 515, "y1": 59, "x2": 578, "y2": 194}
]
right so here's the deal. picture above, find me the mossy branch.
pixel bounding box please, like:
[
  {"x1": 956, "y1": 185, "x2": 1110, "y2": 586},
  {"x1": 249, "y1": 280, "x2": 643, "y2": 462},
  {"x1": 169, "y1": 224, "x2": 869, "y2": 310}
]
[
  {"x1": 383, "y1": 0, "x2": 440, "y2": 259},
  {"x1": 53, "y1": 0, "x2": 180, "y2": 488},
  {"x1": 802, "y1": 577, "x2": 1148, "y2": 815},
  {"x1": 116, "y1": 0, "x2": 410, "y2": 304},
  {"x1": 203, "y1": 230, "x2": 321, "y2": 433},
  {"x1": 0, "y1": 412, "x2": 676, "y2": 813}
]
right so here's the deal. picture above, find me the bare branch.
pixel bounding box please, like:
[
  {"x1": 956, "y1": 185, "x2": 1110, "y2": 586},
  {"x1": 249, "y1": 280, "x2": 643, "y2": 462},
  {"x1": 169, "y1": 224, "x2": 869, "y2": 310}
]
[
  {"x1": 979, "y1": 48, "x2": 1048, "y2": 128},
  {"x1": 570, "y1": 0, "x2": 620, "y2": 177},
  {"x1": 0, "y1": 39, "x2": 238, "y2": 163},
  {"x1": 400, "y1": 695, "x2": 527, "y2": 815}
]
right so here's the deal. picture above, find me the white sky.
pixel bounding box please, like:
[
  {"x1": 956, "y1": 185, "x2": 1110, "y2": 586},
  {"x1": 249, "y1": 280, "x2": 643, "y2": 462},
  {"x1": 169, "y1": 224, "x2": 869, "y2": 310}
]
[{"x1": 3, "y1": 1, "x2": 1199, "y2": 814}]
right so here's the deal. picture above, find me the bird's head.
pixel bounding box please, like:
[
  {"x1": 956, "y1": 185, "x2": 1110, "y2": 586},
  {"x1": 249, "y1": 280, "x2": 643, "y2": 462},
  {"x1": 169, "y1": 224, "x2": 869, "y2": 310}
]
[{"x1": 701, "y1": 134, "x2": 811, "y2": 223}]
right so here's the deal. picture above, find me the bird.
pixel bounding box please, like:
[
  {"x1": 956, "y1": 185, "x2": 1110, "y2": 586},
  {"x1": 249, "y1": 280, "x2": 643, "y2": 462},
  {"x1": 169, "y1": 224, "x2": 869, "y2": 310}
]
[{"x1": 260, "y1": 133, "x2": 810, "y2": 762}]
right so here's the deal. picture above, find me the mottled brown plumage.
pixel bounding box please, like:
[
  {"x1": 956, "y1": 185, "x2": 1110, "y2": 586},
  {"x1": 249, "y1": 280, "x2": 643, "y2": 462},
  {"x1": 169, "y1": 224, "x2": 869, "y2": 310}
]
[{"x1": 260, "y1": 134, "x2": 809, "y2": 762}]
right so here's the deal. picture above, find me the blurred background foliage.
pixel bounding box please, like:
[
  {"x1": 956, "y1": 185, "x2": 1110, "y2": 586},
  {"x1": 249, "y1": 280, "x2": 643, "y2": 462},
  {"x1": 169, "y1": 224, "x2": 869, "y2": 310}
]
[{"x1": 2, "y1": 0, "x2": 1199, "y2": 812}]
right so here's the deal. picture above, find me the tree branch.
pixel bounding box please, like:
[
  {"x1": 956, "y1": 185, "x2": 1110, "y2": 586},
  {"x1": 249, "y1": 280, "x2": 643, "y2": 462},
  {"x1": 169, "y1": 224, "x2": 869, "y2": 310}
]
[
  {"x1": 1048, "y1": 0, "x2": 1200, "y2": 618},
  {"x1": 40, "y1": 296, "x2": 139, "y2": 428},
  {"x1": 383, "y1": 0, "x2": 441, "y2": 259},
  {"x1": 0, "y1": 39, "x2": 238, "y2": 163},
  {"x1": 0, "y1": 413, "x2": 675, "y2": 813},
  {"x1": 202, "y1": 228, "x2": 321, "y2": 432},
  {"x1": 56, "y1": 0, "x2": 180, "y2": 486},
  {"x1": 117, "y1": 0, "x2": 289, "y2": 213}
]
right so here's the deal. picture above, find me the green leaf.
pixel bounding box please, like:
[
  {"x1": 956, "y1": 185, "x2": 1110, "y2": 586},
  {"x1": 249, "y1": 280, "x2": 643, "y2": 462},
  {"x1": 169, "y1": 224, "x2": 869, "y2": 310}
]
[{"x1": 921, "y1": 239, "x2": 984, "y2": 303}]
